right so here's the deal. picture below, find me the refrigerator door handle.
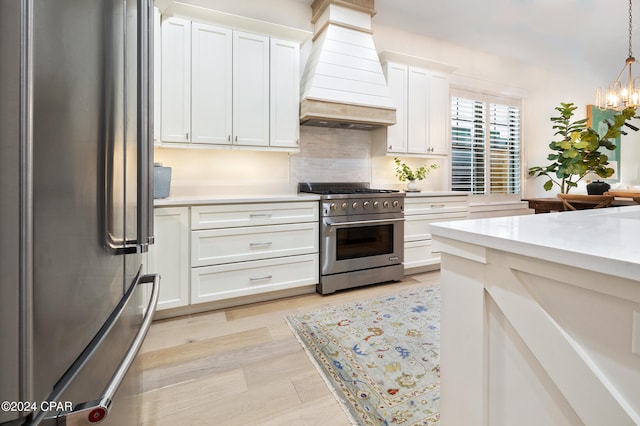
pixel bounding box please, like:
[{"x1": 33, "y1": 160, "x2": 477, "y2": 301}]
[
  {"x1": 107, "y1": 0, "x2": 154, "y2": 255},
  {"x1": 41, "y1": 273, "x2": 159, "y2": 426},
  {"x1": 136, "y1": 0, "x2": 154, "y2": 252}
]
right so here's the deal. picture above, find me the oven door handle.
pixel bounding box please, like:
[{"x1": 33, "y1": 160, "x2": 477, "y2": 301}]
[{"x1": 324, "y1": 217, "x2": 405, "y2": 227}]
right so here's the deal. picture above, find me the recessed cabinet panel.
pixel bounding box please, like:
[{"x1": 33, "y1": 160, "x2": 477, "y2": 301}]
[
  {"x1": 233, "y1": 31, "x2": 270, "y2": 147},
  {"x1": 407, "y1": 67, "x2": 429, "y2": 154},
  {"x1": 384, "y1": 62, "x2": 408, "y2": 153},
  {"x1": 404, "y1": 240, "x2": 439, "y2": 270},
  {"x1": 191, "y1": 222, "x2": 319, "y2": 267},
  {"x1": 191, "y1": 202, "x2": 319, "y2": 230},
  {"x1": 148, "y1": 207, "x2": 190, "y2": 310},
  {"x1": 429, "y1": 73, "x2": 450, "y2": 155},
  {"x1": 160, "y1": 17, "x2": 191, "y2": 143},
  {"x1": 191, "y1": 23, "x2": 232, "y2": 145},
  {"x1": 270, "y1": 38, "x2": 300, "y2": 148},
  {"x1": 191, "y1": 254, "x2": 319, "y2": 303}
]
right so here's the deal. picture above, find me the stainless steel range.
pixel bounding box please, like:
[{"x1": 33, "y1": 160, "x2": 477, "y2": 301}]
[{"x1": 299, "y1": 182, "x2": 405, "y2": 294}]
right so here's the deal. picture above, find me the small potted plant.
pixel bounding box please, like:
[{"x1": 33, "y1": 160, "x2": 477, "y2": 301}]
[{"x1": 394, "y1": 157, "x2": 439, "y2": 191}]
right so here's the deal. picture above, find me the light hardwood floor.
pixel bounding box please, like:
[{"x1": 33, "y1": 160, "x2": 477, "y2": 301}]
[{"x1": 140, "y1": 271, "x2": 440, "y2": 425}]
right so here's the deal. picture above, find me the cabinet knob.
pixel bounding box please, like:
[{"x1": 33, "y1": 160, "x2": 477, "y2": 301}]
[
  {"x1": 186, "y1": 132, "x2": 189, "y2": 140},
  {"x1": 227, "y1": 135, "x2": 231, "y2": 142},
  {"x1": 235, "y1": 136, "x2": 238, "y2": 143},
  {"x1": 388, "y1": 145, "x2": 393, "y2": 150}
]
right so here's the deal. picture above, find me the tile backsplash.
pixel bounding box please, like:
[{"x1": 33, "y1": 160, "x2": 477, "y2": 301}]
[{"x1": 290, "y1": 126, "x2": 373, "y2": 183}]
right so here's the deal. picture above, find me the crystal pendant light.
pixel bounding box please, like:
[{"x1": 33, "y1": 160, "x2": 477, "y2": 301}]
[{"x1": 596, "y1": 0, "x2": 640, "y2": 110}]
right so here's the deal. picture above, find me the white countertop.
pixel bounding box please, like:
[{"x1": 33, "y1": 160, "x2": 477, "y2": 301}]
[
  {"x1": 430, "y1": 205, "x2": 640, "y2": 281},
  {"x1": 154, "y1": 190, "x2": 465, "y2": 206},
  {"x1": 403, "y1": 190, "x2": 467, "y2": 197},
  {"x1": 154, "y1": 193, "x2": 321, "y2": 206}
]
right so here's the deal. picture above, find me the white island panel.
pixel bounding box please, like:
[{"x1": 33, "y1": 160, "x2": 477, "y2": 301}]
[{"x1": 431, "y1": 206, "x2": 640, "y2": 426}]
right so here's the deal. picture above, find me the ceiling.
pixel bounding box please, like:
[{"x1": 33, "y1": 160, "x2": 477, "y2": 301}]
[{"x1": 349, "y1": 0, "x2": 638, "y2": 81}]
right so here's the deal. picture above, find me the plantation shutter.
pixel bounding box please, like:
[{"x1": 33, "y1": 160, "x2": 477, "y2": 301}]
[
  {"x1": 450, "y1": 90, "x2": 522, "y2": 198},
  {"x1": 489, "y1": 104, "x2": 521, "y2": 194},
  {"x1": 451, "y1": 97, "x2": 486, "y2": 193}
]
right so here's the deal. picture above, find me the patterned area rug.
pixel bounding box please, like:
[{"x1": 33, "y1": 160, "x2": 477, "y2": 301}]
[{"x1": 285, "y1": 286, "x2": 440, "y2": 425}]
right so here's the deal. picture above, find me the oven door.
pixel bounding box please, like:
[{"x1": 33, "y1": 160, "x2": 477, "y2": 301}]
[{"x1": 320, "y1": 213, "x2": 404, "y2": 276}]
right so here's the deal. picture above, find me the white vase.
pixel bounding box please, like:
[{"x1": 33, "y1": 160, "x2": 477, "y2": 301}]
[{"x1": 407, "y1": 180, "x2": 419, "y2": 191}]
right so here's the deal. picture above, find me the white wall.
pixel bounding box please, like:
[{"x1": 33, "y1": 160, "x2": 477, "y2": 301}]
[{"x1": 155, "y1": 0, "x2": 640, "y2": 199}]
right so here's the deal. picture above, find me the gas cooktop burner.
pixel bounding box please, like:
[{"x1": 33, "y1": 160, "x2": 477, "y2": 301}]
[{"x1": 298, "y1": 182, "x2": 400, "y2": 196}]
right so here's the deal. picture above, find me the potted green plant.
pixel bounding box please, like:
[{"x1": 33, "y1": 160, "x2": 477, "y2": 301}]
[
  {"x1": 394, "y1": 157, "x2": 439, "y2": 191},
  {"x1": 528, "y1": 102, "x2": 635, "y2": 194}
]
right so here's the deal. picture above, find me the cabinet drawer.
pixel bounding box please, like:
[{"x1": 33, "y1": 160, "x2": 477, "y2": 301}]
[
  {"x1": 191, "y1": 254, "x2": 319, "y2": 303},
  {"x1": 191, "y1": 222, "x2": 319, "y2": 267},
  {"x1": 405, "y1": 213, "x2": 468, "y2": 242},
  {"x1": 405, "y1": 196, "x2": 469, "y2": 216},
  {"x1": 191, "y1": 201, "x2": 319, "y2": 229},
  {"x1": 404, "y1": 240, "x2": 440, "y2": 270}
]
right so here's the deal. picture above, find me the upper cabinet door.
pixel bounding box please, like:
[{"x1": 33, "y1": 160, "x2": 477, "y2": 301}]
[
  {"x1": 233, "y1": 31, "x2": 270, "y2": 147},
  {"x1": 407, "y1": 67, "x2": 430, "y2": 154},
  {"x1": 428, "y1": 72, "x2": 450, "y2": 155},
  {"x1": 270, "y1": 38, "x2": 300, "y2": 148},
  {"x1": 160, "y1": 17, "x2": 191, "y2": 143},
  {"x1": 191, "y1": 23, "x2": 232, "y2": 145},
  {"x1": 384, "y1": 62, "x2": 408, "y2": 153}
]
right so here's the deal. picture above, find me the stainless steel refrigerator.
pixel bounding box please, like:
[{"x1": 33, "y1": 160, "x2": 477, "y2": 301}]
[{"x1": 0, "y1": 0, "x2": 159, "y2": 425}]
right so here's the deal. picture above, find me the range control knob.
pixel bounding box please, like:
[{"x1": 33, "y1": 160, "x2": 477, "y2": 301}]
[
  {"x1": 341, "y1": 202, "x2": 348, "y2": 210},
  {"x1": 373, "y1": 201, "x2": 379, "y2": 208},
  {"x1": 383, "y1": 201, "x2": 389, "y2": 208},
  {"x1": 352, "y1": 202, "x2": 359, "y2": 209},
  {"x1": 363, "y1": 201, "x2": 370, "y2": 208},
  {"x1": 330, "y1": 203, "x2": 337, "y2": 211},
  {"x1": 393, "y1": 200, "x2": 399, "y2": 208}
]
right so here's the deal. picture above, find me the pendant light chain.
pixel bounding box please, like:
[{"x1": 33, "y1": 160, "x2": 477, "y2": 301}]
[{"x1": 629, "y1": 0, "x2": 633, "y2": 59}]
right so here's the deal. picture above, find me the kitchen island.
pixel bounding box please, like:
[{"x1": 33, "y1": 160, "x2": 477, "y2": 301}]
[{"x1": 430, "y1": 206, "x2": 640, "y2": 426}]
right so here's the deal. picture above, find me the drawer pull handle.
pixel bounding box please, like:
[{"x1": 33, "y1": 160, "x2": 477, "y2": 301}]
[
  {"x1": 250, "y1": 275, "x2": 273, "y2": 281},
  {"x1": 250, "y1": 213, "x2": 272, "y2": 219},
  {"x1": 250, "y1": 242, "x2": 272, "y2": 247},
  {"x1": 430, "y1": 204, "x2": 446, "y2": 208}
]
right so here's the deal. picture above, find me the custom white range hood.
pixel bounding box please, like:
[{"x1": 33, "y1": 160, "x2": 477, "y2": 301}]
[{"x1": 299, "y1": 0, "x2": 396, "y2": 130}]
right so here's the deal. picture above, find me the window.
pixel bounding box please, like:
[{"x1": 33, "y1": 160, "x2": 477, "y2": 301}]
[{"x1": 450, "y1": 91, "x2": 521, "y2": 199}]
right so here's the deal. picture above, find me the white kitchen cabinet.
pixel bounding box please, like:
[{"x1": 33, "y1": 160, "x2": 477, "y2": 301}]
[
  {"x1": 428, "y1": 72, "x2": 450, "y2": 155},
  {"x1": 191, "y1": 201, "x2": 318, "y2": 229},
  {"x1": 380, "y1": 62, "x2": 450, "y2": 156},
  {"x1": 191, "y1": 222, "x2": 318, "y2": 267},
  {"x1": 160, "y1": 17, "x2": 191, "y2": 143},
  {"x1": 232, "y1": 31, "x2": 270, "y2": 146},
  {"x1": 191, "y1": 22, "x2": 232, "y2": 145},
  {"x1": 148, "y1": 207, "x2": 190, "y2": 310},
  {"x1": 192, "y1": 254, "x2": 318, "y2": 303},
  {"x1": 384, "y1": 62, "x2": 409, "y2": 153},
  {"x1": 270, "y1": 38, "x2": 300, "y2": 148},
  {"x1": 403, "y1": 194, "x2": 469, "y2": 273},
  {"x1": 407, "y1": 67, "x2": 430, "y2": 154},
  {"x1": 159, "y1": 17, "x2": 300, "y2": 150},
  {"x1": 190, "y1": 201, "x2": 319, "y2": 304}
]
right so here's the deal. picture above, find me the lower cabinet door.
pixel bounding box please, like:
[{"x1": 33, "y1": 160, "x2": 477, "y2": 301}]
[
  {"x1": 148, "y1": 207, "x2": 190, "y2": 310},
  {"x1": 191, "y1": 254, "x2": 319, "y2": 303}
]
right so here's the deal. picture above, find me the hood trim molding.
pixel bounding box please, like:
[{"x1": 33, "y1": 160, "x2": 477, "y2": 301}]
[{"x1": 300, "y1": 98, "x2": 396, "y2": 129}]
